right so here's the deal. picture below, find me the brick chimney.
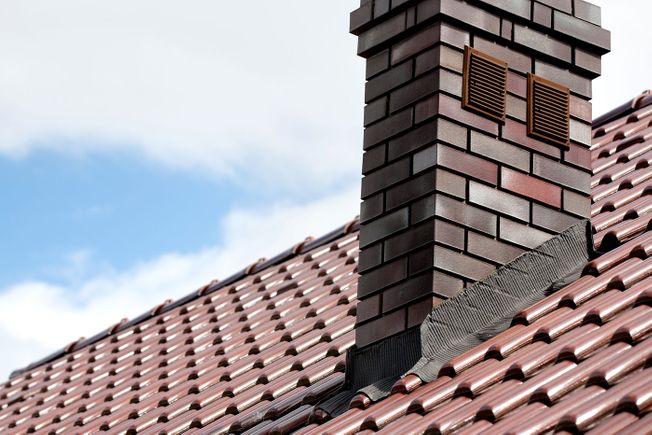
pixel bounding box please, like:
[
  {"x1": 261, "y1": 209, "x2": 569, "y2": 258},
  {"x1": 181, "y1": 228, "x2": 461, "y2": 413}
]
[{"x1": 353, "y1": 0, "x2": 609, "y2": 348}]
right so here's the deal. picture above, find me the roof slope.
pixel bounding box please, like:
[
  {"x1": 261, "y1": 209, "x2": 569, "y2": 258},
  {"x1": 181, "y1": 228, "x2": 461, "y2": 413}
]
[
  {"x1": 303, "y1": 99, "x2": 652, "y2": 434},
  {"x1": 1, "y1": 95, "x2": 651, "y2": 434}
]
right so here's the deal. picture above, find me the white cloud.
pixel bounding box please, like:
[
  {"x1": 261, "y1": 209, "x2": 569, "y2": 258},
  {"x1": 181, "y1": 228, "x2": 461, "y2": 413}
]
[
  {"x1": 0, "y1": 185, "x2": 359, "y2": 380},
  {"x1": 590, "y1": 0, "x2": 652, "y2": 117},
  {"x1": 0, "y1": 0, "x2": 363, "y2": 193}
]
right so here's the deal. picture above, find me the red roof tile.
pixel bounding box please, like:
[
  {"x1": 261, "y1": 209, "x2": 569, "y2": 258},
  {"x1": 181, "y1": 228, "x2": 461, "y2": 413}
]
[{"x1": 1, "y1": 94, "x2": 652, "y2": 433}]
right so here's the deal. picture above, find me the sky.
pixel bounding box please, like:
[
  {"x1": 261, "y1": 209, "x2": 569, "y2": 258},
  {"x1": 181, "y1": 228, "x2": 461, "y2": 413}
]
[{"x1": 0, "y1": 0, "x2": 649, "y2": 380}]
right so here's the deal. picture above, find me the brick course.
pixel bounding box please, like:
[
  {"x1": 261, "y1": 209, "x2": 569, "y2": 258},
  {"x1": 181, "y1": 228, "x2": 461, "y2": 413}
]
[{"x1": 352, "y1": 0, "x2": 607, "y2": 348}]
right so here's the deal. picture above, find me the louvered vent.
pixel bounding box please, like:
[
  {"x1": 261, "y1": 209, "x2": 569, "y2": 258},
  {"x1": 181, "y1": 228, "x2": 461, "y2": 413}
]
[
  {"x1": 462, "y1": 46, "x2": 508, "y2": 122},
  {"x1": 528, "y1": 74, "x2": 570, "y2": 149}
]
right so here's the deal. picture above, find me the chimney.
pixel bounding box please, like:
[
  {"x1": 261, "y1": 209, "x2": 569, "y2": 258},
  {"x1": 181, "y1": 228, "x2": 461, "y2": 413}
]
[{"x1": 352, "y1": 0, "x2": 609, "y2": 348}]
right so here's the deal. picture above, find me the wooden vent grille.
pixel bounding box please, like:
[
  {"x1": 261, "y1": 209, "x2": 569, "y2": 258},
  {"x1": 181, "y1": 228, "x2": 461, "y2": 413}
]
[
  {"x1": 462, "y1": 46, "x2": 508, "y2": 122},
  {"x1": 528, "y1": 74, "x2": 570, "y2": 149}
]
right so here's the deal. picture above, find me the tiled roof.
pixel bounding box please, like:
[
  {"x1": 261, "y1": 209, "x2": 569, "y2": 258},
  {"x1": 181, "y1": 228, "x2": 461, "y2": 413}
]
[
  {"x1": 1, "y1": 94, "x2": 651, "y2": 434},
  {"x1": 302, "y1": 98, "x2": 652, "y2": 434}
]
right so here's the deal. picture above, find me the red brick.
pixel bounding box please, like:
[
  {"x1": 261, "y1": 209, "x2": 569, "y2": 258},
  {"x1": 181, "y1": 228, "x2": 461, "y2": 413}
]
[
  {"x1": 365, "y1": 60, "x2": 413, "y2": 102},
  {"x1": 501, "y1": 19, "x2": 513, "y2": 40},
  {"x1": 436, "y1": 168, "x2": 466, "y2": 199},
  {"x1": 438, "y1": 0, "x2": 501, "y2": 35},
  {"x1": 532, "y1": 203, "x2": 580, "y2": 233},
  {"x1": 435, "y1": 219, "x2": 465, "y2": 250},
  {"x1": 564, "y1": 142, "x2": 592, "y2": 171},
  {"x1": 439, "y1": 22, "x2": 470, "y2": 48},
  {"x1": 538, "y1": 0, "x2": 571, "y2": 13},
  {"x1": 533, "y1": 2, "x2": 552, "y2": 27},
  {"x1": 553, "y1": 10, "x2": 610, "y2": 52},
  {"x1": 533, "y1": 155, "x2": 591, "y2": 194},
  {"x1": 507, "y1": 71, "x2": 527, "y2": 97},
  {"x1": 470, "y1": 131, "x2": 530, "y2": 172},
  {"x1": 563, "y1": 189, "x2": 591, "y2": 218},
  {"x1": 535, "y1": 60, "x2": 592, "y2": 98},
  {"x1": 501, "y1": 167, "x2": 562, "y2": 208},
  {"x1": 513, "y1": 24, "x2": 572, "y2": 63},
  {"x1": 574, "y1": 0, "x2": 601, "y2": 25},
  {"x1": 469, "y1": 180, "x2": 530, "y2": 222},
  {"x1": 502, "y1": 119, "x2": 562, "y2": 159},
  {"x1": 473, "y1": 36, "x2": 532, "y2": 73},
  {"x1": 437, "y1": 144, "x2": 498, "y2": 185},
  {"x1": 355, "y1": 308, "x2": 406, "y2": 347},
  {"x1": 570, "y1": 96, "x2": 592, "y2": 122}
]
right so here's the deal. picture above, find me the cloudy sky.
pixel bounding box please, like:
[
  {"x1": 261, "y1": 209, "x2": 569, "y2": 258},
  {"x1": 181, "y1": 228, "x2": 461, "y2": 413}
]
[{"x1": 0, "y1": 0, "x2": 649, "y2": 380}]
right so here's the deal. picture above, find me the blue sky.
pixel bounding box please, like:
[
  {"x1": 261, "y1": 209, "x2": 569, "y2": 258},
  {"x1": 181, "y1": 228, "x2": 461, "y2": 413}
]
[{"x1": 0, "y1": 0, "x2": 650, "y2": 379}]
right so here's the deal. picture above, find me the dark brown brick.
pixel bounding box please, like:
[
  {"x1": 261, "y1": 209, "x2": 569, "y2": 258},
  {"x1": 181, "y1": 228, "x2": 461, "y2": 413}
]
[
  {"x1": 532, "y1": 203, "x2": 579, "y2": 232},
  {"x1": 575, "y1": 47, "x2": 601, "y2": 76},
  {"x1": 563, "y1": 189, "x2": 591, "y2": 217},
  {"x1": 386, "y1": 171, "x2": 436, "y2": 209},
  {"x1": 364, "y1": 97, "x2": 388, "y2": 126},
  {"x1": 570, "y1": 119, "x2": 592, "y2": 146},
  {"x1": 437, "y1": 118, "x2": 468, "y2": 149},
  {"x1": 564, "y1": 142, "x2": 592, "y2": 171},
  {"x1": 513, "y1": 24, "x2": 572, "y2": 63},
  {"x1": 366, "y1": 49, "x2": 390, "y2": 79},
  {"x1": 570, "y1": 95, "x2": 592, "y2": 122},
  {"x1": 439, "y1": 69, "x2": 463, "y2": 98},
  {"x1": 355, "y1": 307, "x2": 406, "y2": 347},
  {"x1": 413, "y1": 145, "x2": 437, "y2": 174},
  {"x1": 476, "y1": 0, "x2": 530, "y2": 19},
  {"x1": 411, "y1": 195, "x2": 435, "y2": 225},
  {"x1": 537, "y1": 0, "x2": 571, "y2": 13},
  {"x1": 374, "y1": 0, "x2": 390, "y2": 17},
  {"x1": 360, "y1": 192, "x2": 384, "y2": 223},
  {"x1": 435, "y1": 194, "x2": 498, "y2": 236},
  {"x1": 414, "y1": 94, "x2": 438, "y2": 124},
  {"x1": 357, "y1": 294, "x2": 381, "y2": 323},
  {"x1": 433, "y1": 270, "x2": 464, "y2": 298},
  {"x1": 506, "y1": 94, "x2": 527, "y2": 122},
  {"x1": 501, "y1": 167, "x2": 562, "y2": 207},
  {"x1": 553, "y1": 10, "x2": 610, "y2": 52},
  {"x1": 358, "y1": 257, "x2": 408, "y2": 297},
  {"x1": 407, "y1": 296, "x2": 441, "y2": 328},
  {"x1": 437, "y1": 144, "x2": 498, "y2": 185},
  {"x1": 439, "y1": 22, "x2": 470, "y2": 48},
  {"x1": 534, "y1": 60, "x2": 592, "y2": 98},
  {"x1": 357, "y1": 12, "x2": 406, "y2": 56},
  {"x1": 365, "y1": 60, "x2": 413, "y2": 103},
  {"x1": 362, "y1": 144, "x2": 387, "y2": 174},
  {"x1": 416, "y1": 45, "x2": 464, "y2": 77},
  {"x1": 435, "y1": 219, "x2": 465, "y2": 250},
  {"x1": 499, "y1": 218, "x2": 553, "y2": 249},
  {"x1": 409, "y1": 244, "x2": 433, "y2": 275},
  {"x1": 433, "y1": 246, "x2": 496, "y2": 281},
  {"x1": 533, "y1": 155, "x2": 591, "y2": 193},
  {"x1": 469, "y1": 180, "x2": 530, "y2": 222},
  {"x1": 501, "y1": 18, "x2": 513, "y2": 40},
  {"x1": 359, "y1": 207, "x2": 409, "y2": 248},
  {"x1": 470, "y1": 131, "x2": 530, "y2": 171},
  {"x1": 384, "y1": 221, "x2": 434, "y2": 260},
  {"x1": 473, "y1": 36, "x2": 532, "y2": 73},
  {"x1": 574, "y1": 0, "x2": 601, "y2": 25},
  {"x1": 383, "y1": 273, "x2": 434, "y2": 312},
  {"x1": 358, "y1": 243, "x2": 383, "y2": 273},
  {"x1": 502, "y1": 118, "x2": 562, "y2": 159},
  {"x1": 439, "y1": 94, "x2": 500, "y2": 136},
  {"x1": 435, "y1": 168, "x2": 466, "y2": 199},
  {"x1": 361, "y1": 157, "x2": 410, "y2": 197},
  {"x1": 391, "y1": 24, "x2": 439, "y2": 65},
  {"x1": 363, "y1": 108, "x2": 413, "y2": 149},
  {"x1": 388, "y1": 119, "x2": 438, "y2": 160},
  {"x1": 508, "y1": 71, "x2": 527, "y2": 97},
  {"x1": 439, "y1": 0, "x2": 501, "y2": 35},
  {"x1": 389, "y1": 71, "x2": 438, "y2": 112},
  {"x1": 350, "y1": 2, "x2": 373, "y2": 34},
  {"x1": 468, "y1": 232, "x2": 525, "y2": 265},
  {"x1": 533, "y1": 2, "x2": 552, "y2": 27}
]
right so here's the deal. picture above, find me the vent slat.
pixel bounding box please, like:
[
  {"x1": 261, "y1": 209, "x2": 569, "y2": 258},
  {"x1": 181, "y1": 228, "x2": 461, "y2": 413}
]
[
  {"x1": 462, "y1": 46, "x2": 507, "y2": 122},
  {"x1": 528, "y1": 74, "x2": 570, "y2": 149}
]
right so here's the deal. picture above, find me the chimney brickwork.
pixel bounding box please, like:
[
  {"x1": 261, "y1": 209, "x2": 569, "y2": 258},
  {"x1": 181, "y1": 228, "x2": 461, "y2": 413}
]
[{"x1": 352, "y1": 0, "x2": 609, "y2": 348}]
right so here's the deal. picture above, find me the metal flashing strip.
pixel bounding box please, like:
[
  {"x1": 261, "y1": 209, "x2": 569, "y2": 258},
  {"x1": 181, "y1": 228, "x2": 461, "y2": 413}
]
[{"x1": 318, "y1": 219, "x2": 595, "y2": 416}]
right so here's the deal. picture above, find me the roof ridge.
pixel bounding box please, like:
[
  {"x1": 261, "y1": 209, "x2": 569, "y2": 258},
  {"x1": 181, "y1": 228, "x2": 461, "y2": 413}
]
[
  {"x1": 9, "y1": 216, "x2": 361, "y2": 379},
  {"x1": 593, "y1": 89, "x2": 652, "y2": 128}
]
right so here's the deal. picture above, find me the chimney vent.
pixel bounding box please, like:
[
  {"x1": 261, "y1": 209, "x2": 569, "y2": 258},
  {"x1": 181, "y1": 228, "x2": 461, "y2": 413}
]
[
  {"x1": 527, "y1": 74, "x2": 571, "y2": 149},
  {"x1": 462, "y1": 46, "x2": 508, "y2": 122}
]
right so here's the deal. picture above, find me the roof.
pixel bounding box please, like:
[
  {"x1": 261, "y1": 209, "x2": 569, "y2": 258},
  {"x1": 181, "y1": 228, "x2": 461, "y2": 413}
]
[{"x1": 1, "y1": 92, "x2": 651, "y2": 434}]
